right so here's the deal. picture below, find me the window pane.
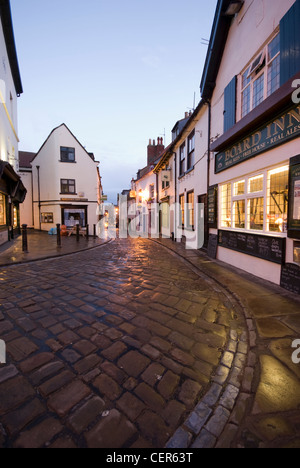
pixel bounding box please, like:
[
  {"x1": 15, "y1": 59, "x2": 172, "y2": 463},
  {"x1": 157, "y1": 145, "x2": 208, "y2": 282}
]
[
  {"x1": 242, "y1": 68, "x2": 251, "y2": 89},
  {"x1": 242, "y1": 85, "x2": 251, "y2": 118},
  {"x1": 249, "y1": 175, "x2": 263, "y2": 193},
  {"x1": 187, "y1": 192, "x2": 194, "y2": 228},
  {"x1": 234, "y1": 180, "x2": 245, "y2": 196},
  {"x1": 268, "y1": 34, "x2": 280, "y2": 61},
  {"x1": 268, "y1": 55, "x2": 280, "y2": 96},
  {"x1": 233, "y1": 200, "x2": 245, "y2": 229},
  {"x1": 221, "y1": 184, "x2": 232, "y2": 227},
  {"x1": 267, "y1": 166, "x2": 289, "y2": 232},
  {"x1": 0, "y1": 193, "x2": 6, "y2": 225},
  {"x1": 253, "y1": 74, "x2": 264, "y2": 109},
  {"x1": 248, "y1": 197, "x2": 264, "y2": 230},
  {"x1": 179, "y1": 195, "x2": 185, "y2": 226}
]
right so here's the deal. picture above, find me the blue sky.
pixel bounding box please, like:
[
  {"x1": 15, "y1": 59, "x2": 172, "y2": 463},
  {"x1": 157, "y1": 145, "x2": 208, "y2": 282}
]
[{"x1": 11, "y1": 0, "x2": 217, "y2": 203}]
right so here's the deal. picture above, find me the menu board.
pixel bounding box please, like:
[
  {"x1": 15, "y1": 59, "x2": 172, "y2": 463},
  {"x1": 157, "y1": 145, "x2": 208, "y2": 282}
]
[
  {"x1": 208, "y1": 185, "x2": 218, "y2": 228},
  {"x1": 207, "y1": 234, "x2": 218, "y2": 259},
  {"x1": 288, "y1": 156, "x2": 300, "y2": 239},
  {"x1": 280, "y1": 263, "x2": 300, "y2": 295},
  {"x1": 218, "y1": 230, "x2": 286, "y2": 265}
]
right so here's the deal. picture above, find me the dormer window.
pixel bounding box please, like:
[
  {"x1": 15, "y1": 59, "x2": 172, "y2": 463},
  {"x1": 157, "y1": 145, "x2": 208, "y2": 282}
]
[{"x1": 241, "y1": 32, "x2": 280, "y2": 119}]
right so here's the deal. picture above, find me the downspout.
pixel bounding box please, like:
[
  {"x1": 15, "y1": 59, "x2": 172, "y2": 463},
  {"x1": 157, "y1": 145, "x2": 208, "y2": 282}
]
[
  {"x1": 173, "y1": 151, "x2": 177, "y2": 241},
  {"x1": 36, "y1": 165, "x2": 41, "y2": 230},
  {"x1": 206, "y1": 100, "x2": 212, "y2": 247}
]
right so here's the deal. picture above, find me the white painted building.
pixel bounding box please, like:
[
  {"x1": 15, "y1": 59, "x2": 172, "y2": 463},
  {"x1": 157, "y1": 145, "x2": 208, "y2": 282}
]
[
  {"x1": 0, "y1": 0, "x2": 26, "y2": 245},
  {"x1": 20, "y1": 124, "x2": 101, "y2": 233},
  {"x1": 155, "y1": 106, "x2": 209, "y2": 245},
  {"x1": 201, "y1": 0, "x2": 300, "y2": 291}
]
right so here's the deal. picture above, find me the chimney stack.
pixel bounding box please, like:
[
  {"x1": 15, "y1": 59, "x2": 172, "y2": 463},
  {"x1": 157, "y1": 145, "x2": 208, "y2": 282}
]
[{"x1": 147, "y1": 137, "x2": 165, "y2": 166}]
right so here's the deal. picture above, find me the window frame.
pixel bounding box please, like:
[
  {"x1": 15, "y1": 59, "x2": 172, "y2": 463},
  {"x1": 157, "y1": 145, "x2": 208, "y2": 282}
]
[
  {"x1": 179, "y1": 143, "x2": 186, "y2": 177},
  {"x1": 60, "y1": 147, "x2": 76, "y2": 163},
  {"x1": 240, "y1": 31, "x2": 280, "y2": 119},
  {"x1": 60, "y1": 179, "x2": 76, "y2": 195},
  {"x1": 187, "y1": 131, "x2": 195, "y2": 171},
  {"x1": 186, "y1": 191, "x2": 195, "y2": 230},
  {"x1": 219, "y1": 164, "x2": 289, "y2": 236},
  {"x1": 179, "y1": 194, "x2": 185, "y2": 228}
]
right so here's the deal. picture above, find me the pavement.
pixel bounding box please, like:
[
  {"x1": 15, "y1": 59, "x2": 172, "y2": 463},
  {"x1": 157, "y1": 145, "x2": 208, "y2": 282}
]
[
  {"x1": 0, "y1": 232, "x2": 299, "y2": 448},
  {"x1": 0, "y1": 230, "x2": 110, "y2": 267}
]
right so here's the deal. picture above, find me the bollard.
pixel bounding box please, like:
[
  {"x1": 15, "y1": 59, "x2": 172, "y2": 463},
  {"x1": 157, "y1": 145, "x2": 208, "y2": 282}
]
[
  {"x1": 76, "y1": 224, "x2": 80, "y2": 242},
  {"x1": 93, "y1": 224, "x2": 96, "y2": 240},
  {"x1": 86, "y1": 224, "x2": 89, "y2": 240},
  {"x1": 22, "y1": 224, "x2": 28, "y2": 252},
  {"x1": 56, "y1": 224, "x2": 61, "y2": 247}
]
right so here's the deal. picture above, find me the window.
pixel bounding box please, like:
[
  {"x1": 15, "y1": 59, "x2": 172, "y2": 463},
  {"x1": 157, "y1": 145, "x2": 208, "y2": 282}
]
[
  {"x1": 179, "y1": 194, "x2": 185, "y2": 227},
  {"x1": 220, "y1": 165, "x2": 289, "y2": 234},
  {"x1": 61, "y1": 179, "x2": 76, "y2": 194},
  {"x1": 179, "y1": 144, "x2": 186, "y2": 177},
  {"x1": 221, "y1": 184, "x2": 232, "y2": 228},
  {"x1": 0, "y1": 193, "x2": 6, "y2": 226},
  {"x1": 41, "y1": 213, "x2": 54, "y2": 224},
  {"x1": 187, "y1": 191, "x2": 194, "y2": 229},
  {"x1": 241, "y1": 33, "x2": 280, "y2": 118},
  {"x1": 60, "y1": 147, "x2": 75, "y2": 163},
  {"x1": 267, "y1": 166, "x2": 289, "y2": 233},
  {"x1": 187, "y1": 132, "x2": 195, "y2": 171},
  {"x1": 150, "y1": 184, "x2": 155, "y2": 199}
]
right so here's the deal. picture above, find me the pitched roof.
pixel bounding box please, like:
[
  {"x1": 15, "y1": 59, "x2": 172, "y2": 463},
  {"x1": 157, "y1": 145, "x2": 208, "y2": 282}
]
[
  {"x1": 200, "y1": 0, "x2": 242, "y2": 100},
  {"x1": 0, "y1": 0, "x2": 23, "y2": 95},
  {"x1": 19, "y1": 151, "x2": 36, "y2": 169},
  {"x1": 30, "y1": 123, "x2": 97, "y2": 164}
]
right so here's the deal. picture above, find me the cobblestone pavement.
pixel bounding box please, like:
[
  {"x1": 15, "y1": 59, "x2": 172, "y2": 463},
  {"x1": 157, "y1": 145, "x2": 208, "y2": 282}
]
[{"x1": 0, "y1": 237, "x2": 247, "y2": 448}]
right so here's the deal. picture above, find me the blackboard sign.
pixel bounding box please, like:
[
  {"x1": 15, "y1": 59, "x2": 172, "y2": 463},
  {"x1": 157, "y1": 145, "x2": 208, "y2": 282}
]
[
  {"x1": 218, "y1": 230, "x2": 286, "y2": 265},
  {"x1": 208, "y1": 185, "x2": 218, "y2": 228},
  {"x1": 280, "y1": 263, "x2": 300, "y2": 295},
  {"x1": 207, "y1": 234, "x2": 218, "y2": 259},
  {"x1": 288, "y1": 155, "x2": 300, "y2": 240}
]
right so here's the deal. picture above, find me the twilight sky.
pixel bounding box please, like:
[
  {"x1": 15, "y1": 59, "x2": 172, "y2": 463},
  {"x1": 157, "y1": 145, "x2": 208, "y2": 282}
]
[{"x1": 11, "y1": 0, "x2": 217, "y2": 204}]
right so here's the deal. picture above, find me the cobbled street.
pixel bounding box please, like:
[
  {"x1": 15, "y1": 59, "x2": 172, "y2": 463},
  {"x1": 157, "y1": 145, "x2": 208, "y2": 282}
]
[{"x1": 0, "y1": 238, "x2": 246, "y2": 448}]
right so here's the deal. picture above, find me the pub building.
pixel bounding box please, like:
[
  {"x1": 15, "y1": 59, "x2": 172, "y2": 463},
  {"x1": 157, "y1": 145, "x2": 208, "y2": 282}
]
[
  {"x1": 0, "y1": 0, "x2": 26, "y2": 245},
  {"x1": 201, "y1": 0, "x2": 300, "y2": 292}
]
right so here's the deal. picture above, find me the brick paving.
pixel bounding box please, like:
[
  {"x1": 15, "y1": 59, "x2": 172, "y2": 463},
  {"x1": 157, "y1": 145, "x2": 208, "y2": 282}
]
[{"x1": 0, "y1": 237, "x2": 247, "y2": 448}]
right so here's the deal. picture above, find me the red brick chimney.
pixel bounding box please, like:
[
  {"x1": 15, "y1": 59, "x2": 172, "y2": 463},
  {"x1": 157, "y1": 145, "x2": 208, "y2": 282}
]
[{"x1": 147, "y1": 137, "x2": 165, "y2": 166}]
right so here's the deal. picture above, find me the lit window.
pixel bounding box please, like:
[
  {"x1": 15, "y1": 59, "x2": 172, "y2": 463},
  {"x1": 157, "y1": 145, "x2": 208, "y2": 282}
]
[
  {"x1": 220, "y1": 165, "x2": 289, "y2": 235},
  {"x1": 249, "y1": 175, "x2": 264, "y2": 193},
  {"x1": 179, "y1": 194, "x2": 185, "y2": 227},
  {"x1": 221, "y1": 184, "x2": 232, "y2": 227},
  {"x1": 187, "y1": 191, "x2": 194, "y2": 229},
  {"x1": 248, "y1": 197, "x2": 264, "y2": 230},
  {"x1": 267, "y1": 166, "x2": 289, "y2": 233},
  {"x1": 0, "y1": 193, "x2": 6, "y2": 226},
  {"x1": 233, "y1": 200, "x2": 245, "y2": 229},
  {"x1": 234, "y1": 180, "x2": 245, "y2": 196}
]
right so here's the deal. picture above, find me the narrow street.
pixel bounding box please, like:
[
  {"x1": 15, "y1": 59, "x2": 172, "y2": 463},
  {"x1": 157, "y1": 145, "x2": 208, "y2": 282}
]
[{"x1": 0, "y1": 238, "x2": 247, "y2": 448}]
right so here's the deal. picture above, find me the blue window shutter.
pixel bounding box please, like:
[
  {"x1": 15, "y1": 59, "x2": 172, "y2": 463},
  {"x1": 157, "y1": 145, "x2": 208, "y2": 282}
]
[
  {"x1": 224, "y1": 76, "x2": 237, "y2": 133},
  {"x1": 280, "y1": 0, "x2": 300, "y2": 86}
]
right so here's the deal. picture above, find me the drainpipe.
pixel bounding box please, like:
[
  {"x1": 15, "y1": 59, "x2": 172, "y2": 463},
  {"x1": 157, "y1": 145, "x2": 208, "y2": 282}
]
[
  {"x1": 36, "y1": 165, "x2": 41, "y2": 230},
  {"x1": 173, "y1": 151, "x2": 177, "y2": 241},
  {"x1": 206, "y1": 100, "x2": 212, "y2": 246}
]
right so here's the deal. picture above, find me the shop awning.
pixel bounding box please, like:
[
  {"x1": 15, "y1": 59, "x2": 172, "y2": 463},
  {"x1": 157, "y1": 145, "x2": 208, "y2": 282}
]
[{"x1": 0, "y1": 161, "x2": 27, "y2": 203}]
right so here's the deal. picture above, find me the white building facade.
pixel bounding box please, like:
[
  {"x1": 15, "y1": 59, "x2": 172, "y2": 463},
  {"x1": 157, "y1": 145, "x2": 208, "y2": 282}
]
[
  {"x1": 0, "y1": 0, "x2": 26, "y2": 245},
  {"x1": 201, "y1": 0, "x2": 300, "y2": 291},
  {"x1": 23, "y1": 124, "x2": 100, "y2": 233}
]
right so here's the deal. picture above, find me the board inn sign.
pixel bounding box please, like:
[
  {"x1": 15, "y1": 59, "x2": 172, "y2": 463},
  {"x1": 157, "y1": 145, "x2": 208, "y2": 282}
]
[{"x1": 215, "y1": 105, "x2": 300, "y2": 173}]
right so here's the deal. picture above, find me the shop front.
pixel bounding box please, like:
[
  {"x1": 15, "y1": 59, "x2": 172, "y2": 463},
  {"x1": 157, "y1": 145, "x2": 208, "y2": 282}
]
[
  {"x1": 61, "y1": 205, "x2": 88, "y2": 229},
  {"x1": 0, "y1": 161, "x2": 26, "y2": 246},
  {"x1": 210, "y1": 101, "x2": 300, "y2": 293}
]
